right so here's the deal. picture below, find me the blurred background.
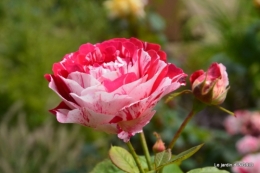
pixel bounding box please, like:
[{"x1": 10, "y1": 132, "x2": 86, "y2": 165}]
[{"x1": 0, "y1": 0, "x2": 260, "y2": 172}]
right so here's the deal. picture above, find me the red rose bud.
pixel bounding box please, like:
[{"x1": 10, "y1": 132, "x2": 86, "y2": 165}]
[
  {"x1": 190, "y1": 63, "x2": 229, "y2": 105},
  {"x1": 153, "y1": 132, "x2": 166, "y2": 153}
]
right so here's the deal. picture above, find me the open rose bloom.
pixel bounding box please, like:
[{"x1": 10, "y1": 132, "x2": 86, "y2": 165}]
[
  {"x1": 190, "y1": 63, "x2": 229, "y2": 105},
  {"x1": 236, "y1": 135, "x2": 260, "y2": 154},
  {"x1": 233, "y1": 153, "x2": 260, "y2": 173},
  {"x1": 45, "y1": 38, "x2": 187, "y2": 142},
  {"x1": 224, "y1": 110, "x2": 260, "y2": 136}
]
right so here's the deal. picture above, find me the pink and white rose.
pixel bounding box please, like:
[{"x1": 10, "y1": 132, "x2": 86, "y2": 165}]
[
  {"x1": 236, "y1": 135, "x2": 260, "y2": 154},
  {"x1": 45, "y1": 38, "x2": 187, "y2": 142},
  {"x1": 224, "y1": 110, "x2": 250, "y2": 135},
  {"x1": 224, "y1": 110, "x2": 260, "y2": 136},
  {"x1": 190, "y1": 63, "x2": 229, "y2": 105},
  {"x1": 224, "y1": 115, "x2": 242, "y2": 135},
  {"x1": 233, "y1": 153, "x2": 260, "y2": 173}
]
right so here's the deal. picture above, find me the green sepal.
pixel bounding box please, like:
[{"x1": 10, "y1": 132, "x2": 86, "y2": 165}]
[
  {"x1": 215, "y1": 105, "x2": 235, "y2": 116},
  {"x1": 165, "y1": 90, "x2": 192, "y2": 103}
]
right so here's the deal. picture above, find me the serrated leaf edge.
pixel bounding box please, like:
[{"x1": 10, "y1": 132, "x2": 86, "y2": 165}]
[
  {"x1": 156, "y1": 144, "x2": 204, "y2": 170},
  {"x1": 154, "y1": 149, "x2": 172, "y2": 168}
]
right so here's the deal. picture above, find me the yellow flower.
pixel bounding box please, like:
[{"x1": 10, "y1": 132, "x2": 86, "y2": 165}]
[
  {"x1": 104, "y1": 0, "x2": 147, "y2": 19},
  {"x1": 254, "y1": 0, "x2": 260, "y2": 8}
]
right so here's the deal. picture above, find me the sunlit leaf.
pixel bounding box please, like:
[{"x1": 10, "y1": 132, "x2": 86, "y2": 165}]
[
  {"x1": 162, "y1": 164, "x2": 184, "y2": 173},
  {"x1": 146, "y1": 171, "x2": 156, "y2": 173},
  {"x1": 90, "y1": 159, "x2": 124, "y2": 173},
  {"x1": 139, "y1": 155, "x2": 155, "y2": 171},
  {"x1": 187, "y1": 167, "x2": 230, "y2": 173},
  {"x1": 109, "y1": 146, "x2": 139, "y2": 173},
  {"x1": 154, "y1": 149, "x2": 172, "y2": 167}
]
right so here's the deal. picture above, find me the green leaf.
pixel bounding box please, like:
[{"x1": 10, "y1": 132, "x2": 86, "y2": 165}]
[
  {"x1": 90, "y1": 159, "x2": 124, "y2": 173},
  {"x1": 109, "y1": 146, "x2": 139, "y2": 173},
  {"x1": 156, "y1": 144, "x2": 204, "y2": 170},
  {"x1": 187, "y1": 167, "x2": 230, "y2": 173},
  {"x1": 146, "y1": 171, "x2": 156, "y2": 173},
  {"x1": 162, "y1": 164, "x2": 184, "y2": 173},
  {"x1": 139, "y1": 155, "x2": 155, "y2": 171},
  {"x1": 154, "y1": 149, "x2": 172, "y2": 167},
  {"x1": 170, "y1": 143, "x2": 204, "y2": 163}
]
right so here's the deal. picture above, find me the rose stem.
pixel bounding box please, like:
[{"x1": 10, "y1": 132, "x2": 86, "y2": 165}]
[
  {"x1": 168, "y1": 99, "x2": 205, "y2": 150},
  {"x1": 140, "y1": 131, "x2": 152, "y2": 170},
  {"x1": 126, "y1": 141, "x2": 145, "y2": 173},
  {"x1": 167, "y1": 109, "x2": 196, "y2": 150}
]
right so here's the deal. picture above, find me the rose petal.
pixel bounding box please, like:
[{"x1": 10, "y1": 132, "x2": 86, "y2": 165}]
[
  {"x1": 67, "y1": 72, "x2": 101, "y2": 88},
  {"x1": 47, "y1": 75, "x2": 79, "y2": 109},
  {"x1": 189, "y1": 70, "x2": 204, "y2": 85},
  {"x1": 79, "y1": 43, "x2": 95, "y2": 54},
  {"x1": 56, "y1": 108, "x2": 117, "y2": 133},
  {"x1": 71, "y1": 91, "x2": 134, "y2": 115},
  {"x1": 103, "y1": 72, "x2": 137, "y2": 92},
  {"x1": 117, "y1": 108, "x2": 156, "y2": 142}
]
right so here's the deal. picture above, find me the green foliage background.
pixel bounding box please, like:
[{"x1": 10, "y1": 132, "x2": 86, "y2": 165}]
[
  {"x1": 0, "y1": 0, "x2": 111, "y2": 125},
  {"x1": 0, "y1": 0, "x2": 259, "y2": 172}
]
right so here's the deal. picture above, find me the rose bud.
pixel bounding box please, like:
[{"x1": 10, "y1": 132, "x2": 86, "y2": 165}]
[
  {"x1": 153, "y1": 132, "x2": 166, "y2": 153},
  {"x1": 190, "y1": 63, "x2": 229, "y2": 105},
  {"x1": 45, "y1": 38, "x2": 187, "y2": 142}
]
